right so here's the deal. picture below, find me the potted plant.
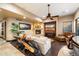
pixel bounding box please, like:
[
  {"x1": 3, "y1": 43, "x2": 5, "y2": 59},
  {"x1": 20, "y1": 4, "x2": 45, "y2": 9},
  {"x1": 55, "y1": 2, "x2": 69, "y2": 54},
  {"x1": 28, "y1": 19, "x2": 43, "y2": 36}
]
[{"x1": 11, "y1": 23, "x2": 20, "y2": 36}]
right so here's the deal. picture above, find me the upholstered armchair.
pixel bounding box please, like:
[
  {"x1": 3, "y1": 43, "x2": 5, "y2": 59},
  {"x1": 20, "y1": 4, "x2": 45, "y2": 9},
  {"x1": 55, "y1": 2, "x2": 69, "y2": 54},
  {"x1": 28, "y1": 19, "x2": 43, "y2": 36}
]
[
  {"x1": 56, "y1": 32, "x2": 74, "y2": 49},
  {"x1": 63, "y1": 32, "x2": 74, "y2": 39},
  {"x1": 63, "y1": 32, "x2": 74, "y2": 49}
]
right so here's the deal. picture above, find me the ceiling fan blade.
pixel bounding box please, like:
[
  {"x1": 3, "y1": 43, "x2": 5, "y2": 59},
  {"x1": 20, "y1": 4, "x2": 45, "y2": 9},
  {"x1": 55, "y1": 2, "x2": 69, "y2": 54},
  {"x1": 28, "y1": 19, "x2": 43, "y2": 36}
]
[
  {"x1": 51, "y1": 15, "x2": 59, "y2": 18},
  {"x1": 50, "y1": 15, "x2": 59, "y2": 20},
  {"x1": 50, "y1": 17, "x2": 53, "y2": 20}
]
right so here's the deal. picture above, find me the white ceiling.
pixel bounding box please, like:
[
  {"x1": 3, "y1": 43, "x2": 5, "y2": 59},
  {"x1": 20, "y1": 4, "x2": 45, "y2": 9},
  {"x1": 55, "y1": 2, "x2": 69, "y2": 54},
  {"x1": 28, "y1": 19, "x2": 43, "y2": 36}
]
[{"x1": 15, "y1": 3, "x2": 79, "y2": 18}]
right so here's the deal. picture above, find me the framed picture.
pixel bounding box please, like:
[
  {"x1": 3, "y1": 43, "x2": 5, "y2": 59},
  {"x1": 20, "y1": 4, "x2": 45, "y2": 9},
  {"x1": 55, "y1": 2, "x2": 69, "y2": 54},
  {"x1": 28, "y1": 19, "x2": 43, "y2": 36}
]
[
  {"x1": 19, "y1": 23, "x2": 31, "y2": 30},
  {"x1": 63, "y1": 21, "x2": 72, "y2": 32}
]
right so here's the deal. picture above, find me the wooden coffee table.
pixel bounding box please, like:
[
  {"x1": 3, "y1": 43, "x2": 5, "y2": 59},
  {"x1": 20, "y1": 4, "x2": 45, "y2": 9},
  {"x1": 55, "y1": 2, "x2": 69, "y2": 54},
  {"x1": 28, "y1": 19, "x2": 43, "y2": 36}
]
[{"x1": 55, "y1": 36, "x2": 66, "y2": 42}]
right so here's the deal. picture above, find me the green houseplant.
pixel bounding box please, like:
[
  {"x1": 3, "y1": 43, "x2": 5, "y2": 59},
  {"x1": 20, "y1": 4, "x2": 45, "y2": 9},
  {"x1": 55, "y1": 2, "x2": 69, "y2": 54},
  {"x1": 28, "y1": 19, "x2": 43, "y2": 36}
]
[{"x1": 11, "y1": 23, "x2": 20, "y2": 36}]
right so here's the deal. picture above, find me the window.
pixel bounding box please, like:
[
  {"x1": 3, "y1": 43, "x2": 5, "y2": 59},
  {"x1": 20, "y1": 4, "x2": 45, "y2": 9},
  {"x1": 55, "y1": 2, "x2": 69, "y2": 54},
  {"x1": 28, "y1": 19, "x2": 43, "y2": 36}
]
[
  {"x1": 76, "y1": 18, "x2": 79, "y2": 36},
  {"x1": 63, "y1": 21, "x2": 72, "y2": 32}
]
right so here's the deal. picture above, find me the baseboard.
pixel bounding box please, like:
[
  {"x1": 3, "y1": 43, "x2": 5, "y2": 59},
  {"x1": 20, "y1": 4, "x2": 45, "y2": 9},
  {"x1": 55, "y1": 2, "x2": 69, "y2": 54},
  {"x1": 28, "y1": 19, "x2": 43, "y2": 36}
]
[{"x1": 6, "y1": 39, "x2": 17, "y2": 42}]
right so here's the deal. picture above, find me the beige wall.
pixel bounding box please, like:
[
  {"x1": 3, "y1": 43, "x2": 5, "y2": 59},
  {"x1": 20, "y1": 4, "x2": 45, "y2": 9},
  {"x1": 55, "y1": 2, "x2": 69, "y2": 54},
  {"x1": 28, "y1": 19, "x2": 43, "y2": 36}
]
[
  {"x1": 5, "y1": 15, "x2": 75, "y2": 40},
  {"x1": 6, "y1": 18, "x2": 17, "y2": 40},
  {"x1": 5, "y1": 17, "x2": 44, "y2": 40},
  {"x1": 0, "y1": 15, "x2": 75, "y2": 40},
  {"x1": 33, "y1": 22, "x2": 44, "y2": 36},
  {"x1": 6, "y1": 17, "x2": 33, "y2": 40},
  {"x1": 74, "y1": 10, "x2": 79, "y2": 20},
  {"x1": 57, "y1": 15, "x2": 74, "y2": 35}
]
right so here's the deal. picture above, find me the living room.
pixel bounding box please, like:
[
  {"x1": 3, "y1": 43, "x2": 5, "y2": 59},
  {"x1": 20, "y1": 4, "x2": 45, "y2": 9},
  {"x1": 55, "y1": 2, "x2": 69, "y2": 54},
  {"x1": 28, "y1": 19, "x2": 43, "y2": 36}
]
[{"x1": 0, "y1": 3, "x2": 79, "y2": 56}]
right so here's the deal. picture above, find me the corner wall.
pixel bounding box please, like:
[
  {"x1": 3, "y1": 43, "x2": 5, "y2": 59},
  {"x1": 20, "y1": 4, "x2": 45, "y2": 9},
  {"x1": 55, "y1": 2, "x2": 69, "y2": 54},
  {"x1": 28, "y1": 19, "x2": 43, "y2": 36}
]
[
  {"x1": 57, "y1": 15, "x2": 74, "y2": 35},
  {"x1": 33, "y1": 22, "x2": 44, "y2": 36},
  {"x1": 6, "y1": 17, "x2": 34, "y2": 40},
  {"x1": 6, "y1": 17, "x2": 44, "y2": 41}
]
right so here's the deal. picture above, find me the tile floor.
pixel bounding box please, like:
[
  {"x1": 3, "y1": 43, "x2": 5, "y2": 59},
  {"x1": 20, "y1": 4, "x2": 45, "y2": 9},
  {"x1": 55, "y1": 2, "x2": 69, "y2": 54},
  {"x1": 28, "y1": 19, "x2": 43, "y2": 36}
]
[
  {"x1": 0, "y1": 38, "x2": 6, "y2": 45},
  {"x1": 0, "y1": 38, "x2": 24, "y2": 56}
]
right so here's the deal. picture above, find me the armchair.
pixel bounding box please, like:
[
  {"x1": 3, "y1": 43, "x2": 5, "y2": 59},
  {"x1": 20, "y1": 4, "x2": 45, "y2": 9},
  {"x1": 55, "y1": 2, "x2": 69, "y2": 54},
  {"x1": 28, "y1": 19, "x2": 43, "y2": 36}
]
[{"x1": 63, "y1": 32, "x2": 74, "y2": 49}]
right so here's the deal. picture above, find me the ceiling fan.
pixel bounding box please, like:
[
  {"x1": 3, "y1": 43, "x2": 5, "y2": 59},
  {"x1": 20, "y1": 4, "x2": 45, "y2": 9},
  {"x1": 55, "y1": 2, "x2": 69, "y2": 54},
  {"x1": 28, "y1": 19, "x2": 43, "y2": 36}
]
[{"x1": 44, "y1": 4, "x2": 59, "y2": 20}]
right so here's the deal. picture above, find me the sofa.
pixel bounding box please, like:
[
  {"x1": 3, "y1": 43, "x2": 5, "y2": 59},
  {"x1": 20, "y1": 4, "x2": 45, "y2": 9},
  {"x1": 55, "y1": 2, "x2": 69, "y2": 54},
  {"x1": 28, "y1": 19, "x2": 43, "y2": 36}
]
[{"x1": 31, "y1": 36, "x2": 51, "y2": 55}]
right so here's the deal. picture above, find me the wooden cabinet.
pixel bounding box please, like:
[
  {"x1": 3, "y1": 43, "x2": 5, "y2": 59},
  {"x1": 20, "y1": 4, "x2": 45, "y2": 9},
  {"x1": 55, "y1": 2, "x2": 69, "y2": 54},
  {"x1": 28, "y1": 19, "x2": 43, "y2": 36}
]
[{"x1": 44, "y1": 21, "x2": 56, "y2": 38}]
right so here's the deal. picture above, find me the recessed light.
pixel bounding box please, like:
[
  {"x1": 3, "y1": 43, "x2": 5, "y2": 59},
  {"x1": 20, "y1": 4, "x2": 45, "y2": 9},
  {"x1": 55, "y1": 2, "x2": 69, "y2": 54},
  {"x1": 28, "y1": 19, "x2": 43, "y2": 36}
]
[
  {"x1": 23, "y1": 16, "x2": 26, "y2": 19},
  {"x1": 65, "y1": 9, "x2": 69, "y2": 13}
]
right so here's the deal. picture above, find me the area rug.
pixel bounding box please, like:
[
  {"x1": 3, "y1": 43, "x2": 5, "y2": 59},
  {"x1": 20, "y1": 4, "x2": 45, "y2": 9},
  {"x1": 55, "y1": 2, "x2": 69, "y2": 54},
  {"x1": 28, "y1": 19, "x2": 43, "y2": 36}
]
[
  {"x1": 58, "y1": 45, "x2": 74, "y2": 56},
  {"x1": 10, "y1": 40, "x2": 42, "y2": 56}
]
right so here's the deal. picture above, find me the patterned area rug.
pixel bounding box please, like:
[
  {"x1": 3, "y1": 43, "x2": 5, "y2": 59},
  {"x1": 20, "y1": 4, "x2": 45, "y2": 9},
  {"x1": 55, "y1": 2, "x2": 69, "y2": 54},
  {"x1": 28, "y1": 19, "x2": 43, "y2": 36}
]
[{"x1": 58, "y1": 45, "x2": 74, "y2": 56}]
